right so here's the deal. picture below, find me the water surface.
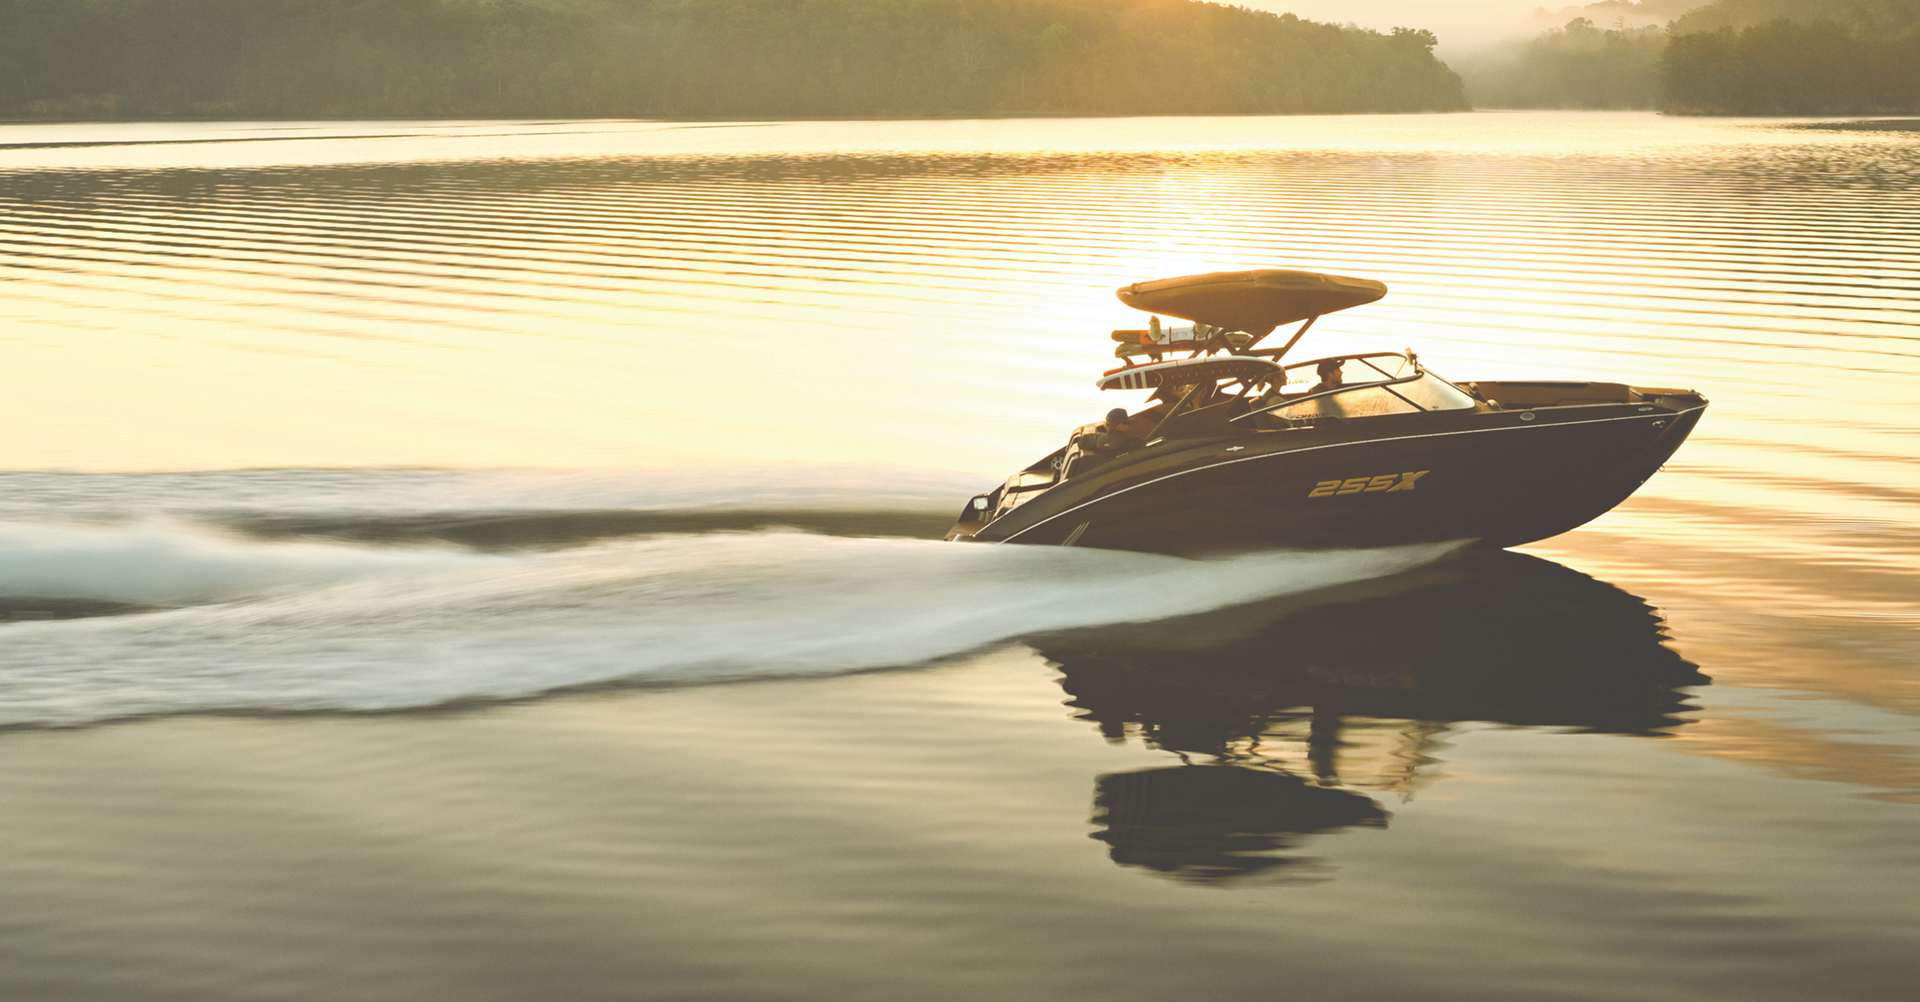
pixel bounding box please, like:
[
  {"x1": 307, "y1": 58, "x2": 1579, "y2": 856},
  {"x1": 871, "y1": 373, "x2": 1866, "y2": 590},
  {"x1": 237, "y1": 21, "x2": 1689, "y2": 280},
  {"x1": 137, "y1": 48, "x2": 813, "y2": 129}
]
[{"x1": 0, "y1": 112, "x2": 1915, "y2": 1000}]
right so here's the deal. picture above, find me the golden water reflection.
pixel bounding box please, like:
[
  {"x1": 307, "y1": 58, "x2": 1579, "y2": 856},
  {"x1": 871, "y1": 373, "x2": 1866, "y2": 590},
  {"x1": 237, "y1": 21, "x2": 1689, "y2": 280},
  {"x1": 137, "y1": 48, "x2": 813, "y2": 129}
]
[{"x1": 1, "y1": 113, "x2": 1914, "y2": 480}]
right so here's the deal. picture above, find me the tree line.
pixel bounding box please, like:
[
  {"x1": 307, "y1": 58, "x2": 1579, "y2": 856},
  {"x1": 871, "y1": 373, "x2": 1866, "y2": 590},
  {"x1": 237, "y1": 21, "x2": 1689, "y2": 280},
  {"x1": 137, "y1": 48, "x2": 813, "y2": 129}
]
[
  {"x1": 1664, "y1": 7, "x2": 1920, "y2": 113},
  {"x1": 0, "y1": 0, "x2": 1468, "y2": 121},
  {"x1": 1462, "y1": 0, "x2": 1920, "y2": 113}
]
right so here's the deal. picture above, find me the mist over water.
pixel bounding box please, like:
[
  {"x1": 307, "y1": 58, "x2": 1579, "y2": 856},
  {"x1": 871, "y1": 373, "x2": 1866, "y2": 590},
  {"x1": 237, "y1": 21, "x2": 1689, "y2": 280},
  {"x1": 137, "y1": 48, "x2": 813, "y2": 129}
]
[
  {"x1": 1245, "y1": 0, "x2": 1548, "y2": 52},
  {"x1": 0, "y1": 114, "x2": 1915, "y2": 1002}
]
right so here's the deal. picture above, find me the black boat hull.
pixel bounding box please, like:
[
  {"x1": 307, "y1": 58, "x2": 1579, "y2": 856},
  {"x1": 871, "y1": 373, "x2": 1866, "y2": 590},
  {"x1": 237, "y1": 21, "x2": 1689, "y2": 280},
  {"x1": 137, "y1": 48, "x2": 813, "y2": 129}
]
[{"x1": 965, "y1": 397, "x2": 1706, "y2": 555}]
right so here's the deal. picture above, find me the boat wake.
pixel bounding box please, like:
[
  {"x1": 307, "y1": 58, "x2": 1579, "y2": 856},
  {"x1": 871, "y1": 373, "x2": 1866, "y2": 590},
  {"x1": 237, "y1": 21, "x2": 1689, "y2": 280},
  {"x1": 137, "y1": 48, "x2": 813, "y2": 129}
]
[
  {"x1": 0, "y1": 467, "x2": 1463, "y2": 727},
  {"x1": 0, "y1": 519, "x2": 1457, "y2": 728}
]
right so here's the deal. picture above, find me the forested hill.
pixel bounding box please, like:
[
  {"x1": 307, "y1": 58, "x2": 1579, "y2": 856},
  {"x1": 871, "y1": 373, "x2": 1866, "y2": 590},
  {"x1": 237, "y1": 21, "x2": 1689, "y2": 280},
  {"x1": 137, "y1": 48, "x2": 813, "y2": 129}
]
[
  {"x1": 0, "y1": 0, "x2": 1468, "y2": 121},
  {"x1": 1663, "y1": 0, "x2": 1920, "y2": 113},
  {"x1": 1668, "y1": 0, "x2": 1920, "y2": 33},
  {"x1": 1461, "y1": 0, "x2": 1920, "y2": 114}
]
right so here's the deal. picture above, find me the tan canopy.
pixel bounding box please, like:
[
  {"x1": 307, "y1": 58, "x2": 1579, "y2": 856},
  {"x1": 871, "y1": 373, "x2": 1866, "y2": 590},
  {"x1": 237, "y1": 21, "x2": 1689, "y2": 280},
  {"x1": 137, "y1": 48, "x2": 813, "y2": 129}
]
[{"x1": 1117, "y1": 269, "x2": 1388, "y2": 336}]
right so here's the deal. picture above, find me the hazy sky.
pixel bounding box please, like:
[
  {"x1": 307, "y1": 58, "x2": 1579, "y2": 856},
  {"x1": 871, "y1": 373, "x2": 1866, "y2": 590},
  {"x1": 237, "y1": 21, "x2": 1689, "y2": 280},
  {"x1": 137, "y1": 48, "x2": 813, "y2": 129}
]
[{"x1": 1241, "y1": 1, "x2": 1619, "y2": 53}]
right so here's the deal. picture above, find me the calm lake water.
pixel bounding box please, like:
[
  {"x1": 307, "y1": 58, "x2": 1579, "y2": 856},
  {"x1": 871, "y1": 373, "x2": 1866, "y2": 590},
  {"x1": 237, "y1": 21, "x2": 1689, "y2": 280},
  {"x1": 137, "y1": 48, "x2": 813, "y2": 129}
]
[{"x1": 0, "y1": 112, "x2": 1916, "y2": 1001}]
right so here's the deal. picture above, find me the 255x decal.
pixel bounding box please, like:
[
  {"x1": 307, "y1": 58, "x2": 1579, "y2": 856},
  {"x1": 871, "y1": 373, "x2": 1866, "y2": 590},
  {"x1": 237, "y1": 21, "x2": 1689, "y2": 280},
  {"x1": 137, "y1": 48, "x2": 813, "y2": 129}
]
[{"x1": 1307, "y1": 471, "x2": 1430, "y2": 497}]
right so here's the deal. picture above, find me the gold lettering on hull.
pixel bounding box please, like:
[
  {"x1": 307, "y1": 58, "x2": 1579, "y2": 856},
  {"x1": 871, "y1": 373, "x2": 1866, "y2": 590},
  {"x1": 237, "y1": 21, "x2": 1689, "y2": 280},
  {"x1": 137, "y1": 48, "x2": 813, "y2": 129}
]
[{"x1": 1307, "y1": 470, "x2": 1431, "y2": 498}]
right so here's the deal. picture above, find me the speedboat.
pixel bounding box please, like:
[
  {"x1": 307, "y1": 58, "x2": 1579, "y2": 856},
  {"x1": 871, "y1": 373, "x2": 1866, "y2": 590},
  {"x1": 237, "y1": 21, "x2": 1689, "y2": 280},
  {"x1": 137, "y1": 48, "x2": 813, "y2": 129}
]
[{"x1": 948, "y1": 269, "x2": 1707, "y2": 554}]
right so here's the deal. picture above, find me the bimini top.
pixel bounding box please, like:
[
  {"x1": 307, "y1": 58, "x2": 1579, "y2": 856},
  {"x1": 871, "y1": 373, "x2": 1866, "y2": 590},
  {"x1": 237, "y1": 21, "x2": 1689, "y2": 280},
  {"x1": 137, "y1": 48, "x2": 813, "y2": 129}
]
[{"x1": 1117, "y1": 269, "x2": 1388, "y2": 336}]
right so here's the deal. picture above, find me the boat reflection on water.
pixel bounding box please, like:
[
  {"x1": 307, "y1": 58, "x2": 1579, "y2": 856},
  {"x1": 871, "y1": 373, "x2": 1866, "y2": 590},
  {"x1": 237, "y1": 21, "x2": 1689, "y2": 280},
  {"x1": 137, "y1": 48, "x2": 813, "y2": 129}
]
[
  {"x1": 1027, "y1": 549, "x2": 1709, "y2": 884},
  {"x1": 1087, "y1": 766, "x2": 1390, "y2": 884}
]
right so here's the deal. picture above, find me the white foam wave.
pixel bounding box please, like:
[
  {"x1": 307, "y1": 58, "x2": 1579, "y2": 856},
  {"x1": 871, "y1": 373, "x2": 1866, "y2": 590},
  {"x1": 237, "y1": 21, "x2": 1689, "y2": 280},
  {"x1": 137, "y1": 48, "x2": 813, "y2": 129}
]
[
  {"x1": 0, "y1": 529, "x2": 1460, "y2": 727},
  {"x1": 0, "y1": 520, "x2": 495, "y2": 604}
]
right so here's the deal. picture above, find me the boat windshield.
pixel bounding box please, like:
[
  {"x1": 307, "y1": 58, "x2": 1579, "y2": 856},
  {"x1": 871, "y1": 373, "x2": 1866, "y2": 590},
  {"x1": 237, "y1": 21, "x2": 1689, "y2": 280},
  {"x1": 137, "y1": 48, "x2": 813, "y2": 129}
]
[
  {"x1": 1240, "y1": 352, "x2": 1478, "y2": 423},
  {"x1": 1281, "y1": 353, "x2": 1412, "y2": 389}
]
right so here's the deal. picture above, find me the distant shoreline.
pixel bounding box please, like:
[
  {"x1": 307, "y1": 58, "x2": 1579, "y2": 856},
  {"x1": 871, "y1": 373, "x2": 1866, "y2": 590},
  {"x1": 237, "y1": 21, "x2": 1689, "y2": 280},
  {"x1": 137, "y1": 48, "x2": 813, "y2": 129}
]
[
  {"x1": 12, "y1": 112, "x2": 1920, "y2": 133},
  {"x1": 0, "y1": 109, "x2": 1487, "y2": 132},
  {"x1": 1781, "y1": 118, "x2": 1920, "y2": 132}
]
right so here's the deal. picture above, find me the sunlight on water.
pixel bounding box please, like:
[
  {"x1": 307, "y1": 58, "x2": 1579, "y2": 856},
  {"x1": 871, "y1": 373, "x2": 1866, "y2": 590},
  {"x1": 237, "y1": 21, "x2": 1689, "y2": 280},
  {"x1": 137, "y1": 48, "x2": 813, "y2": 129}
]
[{"x1": 2, "y1": 112, "x2": 1914, "y2": 485}]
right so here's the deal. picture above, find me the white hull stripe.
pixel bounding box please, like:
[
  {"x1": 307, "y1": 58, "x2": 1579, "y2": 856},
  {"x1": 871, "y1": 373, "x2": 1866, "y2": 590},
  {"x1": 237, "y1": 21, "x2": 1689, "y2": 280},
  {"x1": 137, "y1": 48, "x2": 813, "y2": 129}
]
[{"x1": 997, "y1": 405, "x2": 1706, "y2": 544}]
